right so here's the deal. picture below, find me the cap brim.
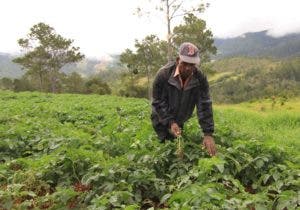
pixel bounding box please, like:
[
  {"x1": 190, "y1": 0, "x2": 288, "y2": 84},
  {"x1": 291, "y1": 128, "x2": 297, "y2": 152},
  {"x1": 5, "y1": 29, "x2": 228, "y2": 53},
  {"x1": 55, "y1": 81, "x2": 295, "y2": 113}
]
[{"x1": 179, "y1": 55, "x2": 200, "y2": 65}]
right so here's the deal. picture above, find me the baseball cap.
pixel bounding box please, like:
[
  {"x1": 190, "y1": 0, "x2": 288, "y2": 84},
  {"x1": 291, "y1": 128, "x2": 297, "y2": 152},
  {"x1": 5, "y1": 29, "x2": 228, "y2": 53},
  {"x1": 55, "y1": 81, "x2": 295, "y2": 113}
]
[{"x1": 178, "y1": 42, "x2": 200, "y2": 65}]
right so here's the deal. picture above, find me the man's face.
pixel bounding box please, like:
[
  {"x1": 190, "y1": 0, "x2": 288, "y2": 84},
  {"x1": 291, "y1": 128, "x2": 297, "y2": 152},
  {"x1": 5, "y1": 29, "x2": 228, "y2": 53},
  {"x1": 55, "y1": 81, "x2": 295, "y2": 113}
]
[{"x1": 178, "y1": 60, "x2": 196, "y2": 80}]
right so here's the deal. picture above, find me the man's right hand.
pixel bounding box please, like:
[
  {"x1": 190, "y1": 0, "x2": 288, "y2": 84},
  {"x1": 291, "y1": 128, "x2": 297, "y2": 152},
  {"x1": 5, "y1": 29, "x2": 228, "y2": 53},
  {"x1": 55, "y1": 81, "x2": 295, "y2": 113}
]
[{"x1": 170, "y1": 122, "x2": 181, "y2": 137}]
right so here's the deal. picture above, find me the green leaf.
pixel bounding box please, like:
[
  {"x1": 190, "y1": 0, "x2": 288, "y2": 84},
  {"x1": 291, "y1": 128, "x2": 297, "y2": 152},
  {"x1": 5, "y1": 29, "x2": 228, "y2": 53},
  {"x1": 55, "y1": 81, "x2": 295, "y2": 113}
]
[
  {"x1": 109, "y1": 195, "x2": 119, "y2": 205},
  {"x1": 124, "y1": 205, "x2": 140, "y2": 210},
  {"x1": 272, "y1": 172, "x2": 280, "y2": 181},
  {"x1": 160, "y1": 193, "x2": 172, "y2": 204},
  {"x1": 256, "y1": 159, "x2": 264, "y2": 168},
  {"x1": 262, "y1": 174, "x2": 271, "y2": 184},
  {"x1": 215, "y1": 162, "x2": 224, "y2": 173}
]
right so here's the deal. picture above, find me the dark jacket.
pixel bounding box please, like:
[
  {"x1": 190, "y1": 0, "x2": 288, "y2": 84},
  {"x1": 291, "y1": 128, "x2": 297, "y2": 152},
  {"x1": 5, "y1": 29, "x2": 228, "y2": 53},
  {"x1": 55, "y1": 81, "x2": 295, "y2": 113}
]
[{"x1": 151, "y1": 61, "x2": 214, "y2": 135}]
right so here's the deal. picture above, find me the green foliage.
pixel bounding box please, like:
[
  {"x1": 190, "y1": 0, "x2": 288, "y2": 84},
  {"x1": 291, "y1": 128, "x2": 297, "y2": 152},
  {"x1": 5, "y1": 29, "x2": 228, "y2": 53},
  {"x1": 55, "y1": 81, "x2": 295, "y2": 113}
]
[
  {"x1": 173, "y1": 13, "x2": 217, "y2": 63},
  {"x1": 120, "y1": 35, "x2": 168, "y2": 98},
  {"x1": 85, "y1": 77, "x2": 111, "y2": 95},
  {"x1": 12, "y1": 77, "x2": 34, "y2": 92},
  {"x1": 0, "y1": 91, "x2": 299, "y2": 209},
  {"x1": 0, "y1": 77, "x2": 14, "y2": 90},
  {"x1": 63, "y1": 72, "x2": 86, "y2": 93},
  {"x1": 0, "y1": 72, "x2": 113, "y2": 95},
  {"x1": 118, "y1": 83, "x2": 148, "y2": 98},
  {"x1": 120, "y1": 35, "x2": 167, "y2": 75},
  {"x1": 116, "y1": 73, "x2": 148, "y2": 98}
]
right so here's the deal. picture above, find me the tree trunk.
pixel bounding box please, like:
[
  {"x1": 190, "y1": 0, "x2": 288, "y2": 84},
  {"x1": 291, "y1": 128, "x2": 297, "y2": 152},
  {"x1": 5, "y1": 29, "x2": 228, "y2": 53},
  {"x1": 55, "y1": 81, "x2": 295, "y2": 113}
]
[
  {"x1": 39, "y1": 71, "x2": 43, "y2": 92},
  {"x1": 166, "y1": 0, "x2": 173, "y2": 61},
  {"x1": 50, "y1": 69, "x2": 56, "y2": 93},
  {"x1": 147, "y1": 65, "x2": 152, "y2": 100}
]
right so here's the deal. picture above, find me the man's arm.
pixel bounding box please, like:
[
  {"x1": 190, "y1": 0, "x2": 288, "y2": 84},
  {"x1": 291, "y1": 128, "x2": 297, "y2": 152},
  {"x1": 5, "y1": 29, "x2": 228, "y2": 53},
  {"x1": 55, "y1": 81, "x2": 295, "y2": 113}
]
[
  {"x1": 196, "y1": 74, "x2": 214, "y2": 135},
  {"x1": 152, "y1": 69, "x2": 175, "y2": 127},
  {"x1": 196, "y1": 74, "x2": 216, "y2": 156}
]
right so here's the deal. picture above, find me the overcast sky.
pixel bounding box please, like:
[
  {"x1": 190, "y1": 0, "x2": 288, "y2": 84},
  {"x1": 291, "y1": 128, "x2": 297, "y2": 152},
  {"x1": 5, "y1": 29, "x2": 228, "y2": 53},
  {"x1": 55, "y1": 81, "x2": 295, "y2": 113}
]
[{"x1": 1, "y1": 0, "x2": 300, "y2": 58}]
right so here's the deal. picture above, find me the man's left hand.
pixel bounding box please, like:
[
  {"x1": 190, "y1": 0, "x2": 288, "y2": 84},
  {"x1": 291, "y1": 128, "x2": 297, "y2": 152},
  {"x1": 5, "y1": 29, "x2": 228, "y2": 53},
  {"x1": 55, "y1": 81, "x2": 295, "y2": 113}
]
[{"x1": 202, "y1": 135, "x2": 216, "y2": 156}]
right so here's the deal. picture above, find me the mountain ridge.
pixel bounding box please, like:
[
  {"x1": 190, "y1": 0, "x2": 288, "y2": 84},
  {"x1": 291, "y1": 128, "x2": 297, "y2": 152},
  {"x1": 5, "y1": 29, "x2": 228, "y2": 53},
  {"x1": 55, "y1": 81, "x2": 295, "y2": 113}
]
[
  {"x1": 214, "y1": 30, "x2": 300, "y2": 59},
  {"x1": 1, "y1": 30, "x2": 300, "y2": 78}
]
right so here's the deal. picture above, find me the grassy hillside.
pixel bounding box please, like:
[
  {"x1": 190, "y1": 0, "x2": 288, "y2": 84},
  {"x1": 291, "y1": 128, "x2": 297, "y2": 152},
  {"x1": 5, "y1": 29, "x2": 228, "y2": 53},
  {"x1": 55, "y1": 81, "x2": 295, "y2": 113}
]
[
  {"x1": 215, "y1": 99, "x2": 300, "y2": 150},
  {"x1": 0, "y1": 91, "x2": 299, "y2": 209},
  {"x1": 209, "y1": 57, "x2": 300, "y2": 103},
  {"x1": 210, "y1": 57, "x2": 280, "y2": 74}
]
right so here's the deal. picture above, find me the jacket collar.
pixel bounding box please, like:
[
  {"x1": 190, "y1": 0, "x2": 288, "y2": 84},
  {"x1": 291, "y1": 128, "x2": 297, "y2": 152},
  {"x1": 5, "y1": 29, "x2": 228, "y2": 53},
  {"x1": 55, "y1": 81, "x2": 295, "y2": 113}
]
[{"x1": 168, "y1": 63, "x2": 200, "y2": 91}]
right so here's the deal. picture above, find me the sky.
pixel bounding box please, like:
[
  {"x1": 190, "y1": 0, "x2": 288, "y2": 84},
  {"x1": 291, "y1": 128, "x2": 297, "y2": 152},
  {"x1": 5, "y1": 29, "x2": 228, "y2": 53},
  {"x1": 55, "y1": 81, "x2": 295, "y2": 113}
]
[{"x1": 1, "y1": 0, "x2": 300, "y2": 58}]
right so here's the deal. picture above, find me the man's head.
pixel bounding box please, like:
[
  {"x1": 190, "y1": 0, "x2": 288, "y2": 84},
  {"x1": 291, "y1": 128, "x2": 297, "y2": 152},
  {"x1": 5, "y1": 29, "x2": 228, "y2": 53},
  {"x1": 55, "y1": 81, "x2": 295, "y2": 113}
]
[{"x1": 177, "y1": 42, "x2": 200, "y2": 80}]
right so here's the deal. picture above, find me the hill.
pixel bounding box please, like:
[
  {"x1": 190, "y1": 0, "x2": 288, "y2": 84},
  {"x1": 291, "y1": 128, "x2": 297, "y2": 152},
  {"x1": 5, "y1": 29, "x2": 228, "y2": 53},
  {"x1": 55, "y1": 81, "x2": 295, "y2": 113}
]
[
  {"x1": 208, "y1": 57, "x2": 300, "y2": 103},
  {"x1": 214, "y1": 30, "x2": 300, "y2": 59},
  {"x1": 0, "y1": 91, "x2": 299, "y2": 209}
]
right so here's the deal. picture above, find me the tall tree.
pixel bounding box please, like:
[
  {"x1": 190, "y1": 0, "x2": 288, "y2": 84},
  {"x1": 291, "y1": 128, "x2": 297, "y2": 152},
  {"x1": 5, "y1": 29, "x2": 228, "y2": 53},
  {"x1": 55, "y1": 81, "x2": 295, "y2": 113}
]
[
  {"x1": 13, "y1": 22, "x2": 84, "y2": 93},
  {"x1": 136, "y1": 0, "x2": 208, "y2": 61},
  {"x1": 173, "y1": 13, "x2": 217, "y2": 63},
  {"x1": 120, "y1": 49, "x2": 140, "y2": 82},
  {"x1": 120, "y1": 35, "x2": 167, "y2": 99}
]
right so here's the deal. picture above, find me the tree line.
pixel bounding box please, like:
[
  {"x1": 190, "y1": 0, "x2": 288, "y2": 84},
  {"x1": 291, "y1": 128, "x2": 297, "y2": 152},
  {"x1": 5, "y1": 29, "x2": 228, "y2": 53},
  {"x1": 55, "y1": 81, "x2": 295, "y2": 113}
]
[{"x1": 0, "y1": 72, "x2": 111, "y2": 95}]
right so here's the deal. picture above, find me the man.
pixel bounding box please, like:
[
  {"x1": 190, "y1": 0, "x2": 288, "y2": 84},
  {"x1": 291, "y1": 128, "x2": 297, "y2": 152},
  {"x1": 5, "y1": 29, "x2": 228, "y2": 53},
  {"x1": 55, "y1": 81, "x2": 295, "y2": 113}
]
[{"x1": 151, "y1": 42, "x2": 216, "y2": 156}]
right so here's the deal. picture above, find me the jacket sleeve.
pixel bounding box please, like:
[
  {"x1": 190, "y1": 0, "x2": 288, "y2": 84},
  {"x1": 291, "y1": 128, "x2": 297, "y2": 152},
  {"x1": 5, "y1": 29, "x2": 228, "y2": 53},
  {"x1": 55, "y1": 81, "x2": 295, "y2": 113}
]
[
  {"x1": 151, "y1": 70, "x2": 175, "y2": 127},
  {"x1": 196, "y1": 74, "x2": 214, "y2": 135}
]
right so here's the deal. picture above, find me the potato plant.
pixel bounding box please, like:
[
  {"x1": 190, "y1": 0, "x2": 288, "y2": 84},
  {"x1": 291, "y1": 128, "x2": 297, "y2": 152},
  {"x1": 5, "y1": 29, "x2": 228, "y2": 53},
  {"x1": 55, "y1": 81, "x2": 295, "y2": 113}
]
[{"x1": 0, "y1": 91, "x2": 299, "y2": 209}]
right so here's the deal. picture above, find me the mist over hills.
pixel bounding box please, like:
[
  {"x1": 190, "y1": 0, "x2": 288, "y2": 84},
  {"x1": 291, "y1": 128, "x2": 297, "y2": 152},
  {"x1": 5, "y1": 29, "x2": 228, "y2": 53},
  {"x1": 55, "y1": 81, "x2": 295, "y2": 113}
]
[
  {"x1": 214, "y1": 30, "x2": 300, "y2": 59},
  {"x1": 0, "y1": 54, "x2": 122, "y2": 79},
  {"x1": 0, "y1": 53, "x2": 23, "y2": 78},
  {"x1": 1, "y1": 30, "x2": 300, "y2": 78}
]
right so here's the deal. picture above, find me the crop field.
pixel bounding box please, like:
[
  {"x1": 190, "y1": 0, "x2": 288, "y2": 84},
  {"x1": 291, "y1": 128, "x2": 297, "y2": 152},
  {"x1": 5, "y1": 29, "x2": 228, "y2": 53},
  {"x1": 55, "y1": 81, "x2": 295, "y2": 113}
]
[{"x1": 0, "y1": 91, "x2": 299, "y2": 209}]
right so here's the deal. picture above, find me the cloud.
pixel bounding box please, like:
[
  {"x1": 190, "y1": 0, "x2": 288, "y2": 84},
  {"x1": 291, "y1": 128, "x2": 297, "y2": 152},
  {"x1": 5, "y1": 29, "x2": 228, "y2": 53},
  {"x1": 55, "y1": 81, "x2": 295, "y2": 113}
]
[
  {"x1": 203, "y1": 0, "x2": 300, "y2": 38},
  {"x1": 1, "y1": 0, "x2": 300, "y2": 57}
]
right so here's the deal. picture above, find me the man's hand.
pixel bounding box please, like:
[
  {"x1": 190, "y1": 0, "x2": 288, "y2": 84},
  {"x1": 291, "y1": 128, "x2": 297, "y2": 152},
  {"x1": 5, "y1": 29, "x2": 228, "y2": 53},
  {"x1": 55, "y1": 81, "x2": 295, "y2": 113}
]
[
  {"x1": 202, "y1": 135, "x2": 216, "y2": 156},
  {"x1": 170, "y1": 122, "x2": 181, "y2": 137}
]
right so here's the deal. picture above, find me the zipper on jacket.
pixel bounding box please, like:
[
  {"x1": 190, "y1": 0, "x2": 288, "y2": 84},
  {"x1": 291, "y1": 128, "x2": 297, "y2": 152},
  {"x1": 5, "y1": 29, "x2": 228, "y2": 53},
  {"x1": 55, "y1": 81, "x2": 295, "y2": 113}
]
[{"x1": 176, "y1": 88, "x2": 184, "y2": 122}]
